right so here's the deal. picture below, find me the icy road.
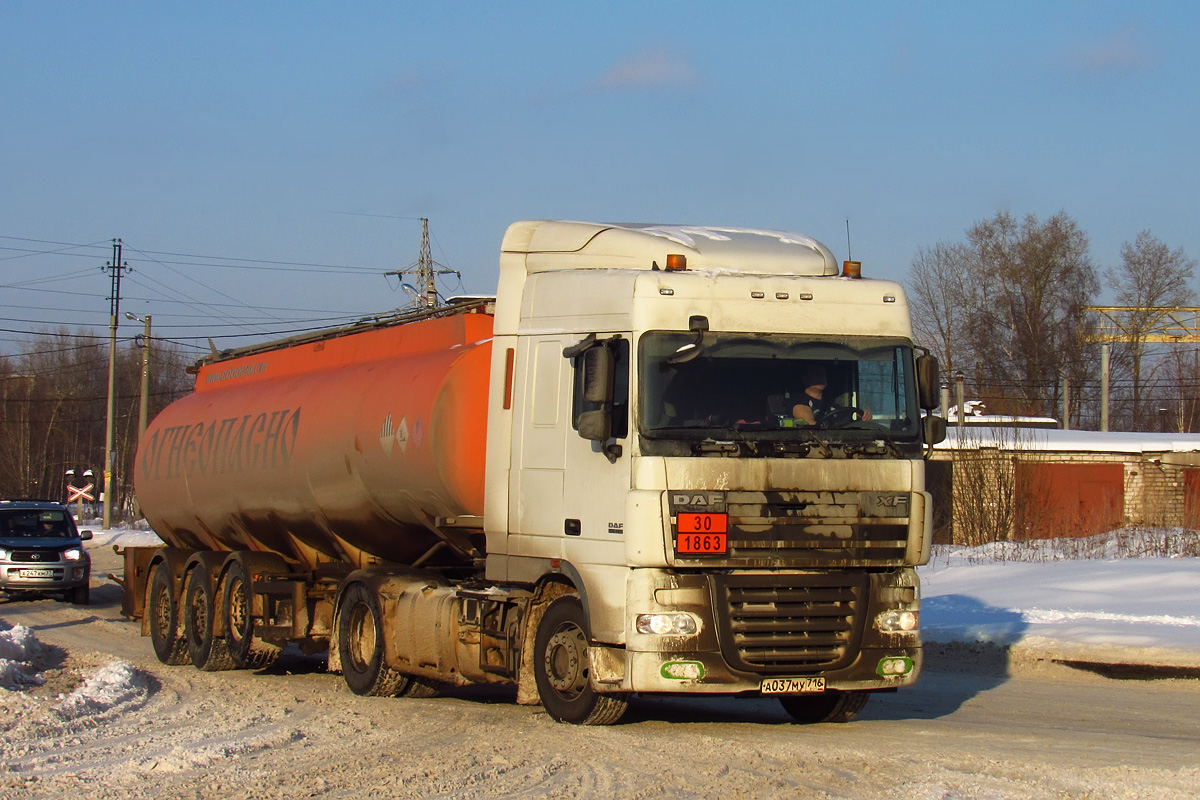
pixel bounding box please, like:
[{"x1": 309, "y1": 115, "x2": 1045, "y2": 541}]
[{"x1": 0, "y1": 540, "x2": 1197, "y2": 800}]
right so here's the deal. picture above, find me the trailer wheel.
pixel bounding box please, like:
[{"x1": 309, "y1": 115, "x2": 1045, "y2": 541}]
[
  {"x1": 221, "y1": 557, "x2": 281, "y2": 670},
  {"x1": 533, "y1": 595, "x2": 628, "y2": 725},
  {"x1": 183, "y1": 565, "x2": 234, "y2": 671},
  {"x1": 147, "y1": 561, "x2": 189, "y2": 665},
  {"x1": 336, "y1": 583, "x2": 411, "y2": 697},
  {"x1": 779, "y1": 690, "x2": 870, "y2": 724}
]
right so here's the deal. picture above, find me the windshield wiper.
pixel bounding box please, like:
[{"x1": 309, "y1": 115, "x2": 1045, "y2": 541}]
[{"x1": 794, "y1": 427, "x2": 834, "y2": 458}]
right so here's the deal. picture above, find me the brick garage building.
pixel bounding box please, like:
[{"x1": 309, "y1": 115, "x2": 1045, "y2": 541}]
[{"x1": 928, "y1": 428, "x2": 1200, "y2": 545}]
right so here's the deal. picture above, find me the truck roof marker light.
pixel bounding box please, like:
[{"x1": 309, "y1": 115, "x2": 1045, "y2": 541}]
[
  {"x1": 775, "y1": 292, "x2": 789, "y2": 300},
  {"x1": 799, "y1": 293, "x2": 814, "y2": 301},
  {"x1": 659, "y1": 288, "x2": 675, "y2": 296},
  {"x1": 665, "y1": 254, "x2": 687, "y2": 271},
  {"x1": 751, "y1": 291, "x2": 765, "y2": 299},
  {"x1": 884, "y1": 296, "x2": 897, "y2": 303},
  {"x1": 842, "y1": 260, "x2": 862, "y2": 279}
]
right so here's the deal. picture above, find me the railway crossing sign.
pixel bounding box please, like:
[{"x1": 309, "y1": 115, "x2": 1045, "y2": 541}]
[{"x1": 67, "y1": 483, "x2": 95, "y2": 503}]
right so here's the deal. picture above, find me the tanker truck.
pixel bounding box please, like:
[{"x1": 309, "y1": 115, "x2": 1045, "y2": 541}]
[{"x1": 118, "y1": 220, "x2": 946, "y2": 725}]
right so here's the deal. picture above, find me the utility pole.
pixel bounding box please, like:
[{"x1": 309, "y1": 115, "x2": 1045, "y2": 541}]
[
  {"x1": 126, "y1": 312, "x2": 152, "y2": 440},
  {"x1": 102, "y1": 239, "x2": 128, "y2": 530},
  {"x1": 1100, "y1": 343, "x2": 1110, "y2": 431},
  {"x1": 384, "y1": 218, "x2": 461, "y2": 308}
]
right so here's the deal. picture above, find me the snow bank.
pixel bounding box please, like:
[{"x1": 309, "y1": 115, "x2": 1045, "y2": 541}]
[
  {"x1": 87, "y1": 527, "x2": 164, "y2": 548},
  {"x1": 0, "y1": 625, "x2": 148, "y2": 725},
  {"x1": 51, "y1": 660, "x2": 149, "y2": 721},
  {"x1": 920, "y1": 533, "x2": 1200, "y2": 665},
  {"x1": 0, "y1": 625, "x2": 43, "y2": 690}
]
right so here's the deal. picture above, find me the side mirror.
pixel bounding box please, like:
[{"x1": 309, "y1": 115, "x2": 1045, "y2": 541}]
[
  {"x1": 578, "y1": 409, "x2": 612, "y2": 442},
  {"x1": 922, "y1": 414, "x2": 947, "y2": 446},
  {"x1": 916, "y1": 354, "x2": 940, "y2": 411},
  {"x1": 583, "y1": 346, "x2": 615, "y2": 404},
  {"x1": 79, "y1": 530, "x2": 94, "y2": 541}
]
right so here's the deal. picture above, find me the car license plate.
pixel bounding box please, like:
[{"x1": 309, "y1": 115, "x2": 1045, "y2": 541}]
[
  {"x1": 20, "y1": 569, "x2": 55, "y2": 578},
  {"x1": 760, "y1": 676, "x2": 826, "y2": 695}
]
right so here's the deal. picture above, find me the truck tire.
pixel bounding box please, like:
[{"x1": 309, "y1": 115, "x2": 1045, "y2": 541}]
[
  {"x1": 533, "y1": 595, "x2": 628, "y2": 725},
  {"x1": 183, "y1": 564, "x2": 235, "y2": 671},
  {"x1": 336, "y1": 583, "x2": 411, "y2": 697},
  {"x1": 221, "y1": 557, "x2": 281, "y2": 671},
  {"x1": 148, "y1": 561, "x2": 189, "y2": 666},
  {"x1": 779, "y1": 690, "x2": 870, "y2": 724}
]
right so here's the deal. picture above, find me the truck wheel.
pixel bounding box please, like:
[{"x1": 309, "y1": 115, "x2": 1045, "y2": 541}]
[
  {"x1": 183, "y1": 565, "x2": 235, "y2": 671},
  {"x1": 148, "y1": 562, "x2": 189, "y2": 665},
  {"x1": 221, "y1": 558, "x2": 280, "y2": 670},
  {"x1": 779, "y1": 690, "x2": 870, "y2": 723},
  {"x1": 533, "y1": 595, "x2": 628, "y2": 725},
  {"x1": 336, "y1": 583, "x2": 411, "y2": 697}
]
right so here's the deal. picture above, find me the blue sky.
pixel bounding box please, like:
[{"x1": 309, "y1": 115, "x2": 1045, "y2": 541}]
[{"x1": 2, "y1": 2, "x2": 1197, "y2": 352}]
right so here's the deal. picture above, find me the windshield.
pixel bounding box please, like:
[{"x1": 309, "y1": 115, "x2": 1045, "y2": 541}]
[
  {"x1": 638, "y1": 331, "x2": 920, "y2": 448},
  {"x1": 0, "y1": 509, "x2": 76, "y2": 538}
]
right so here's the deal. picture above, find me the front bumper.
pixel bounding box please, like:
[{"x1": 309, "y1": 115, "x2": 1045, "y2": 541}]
[
  {"x1": 617, "y1": 642, "x2": 922, "y2": 694},
  {"x1": 0, "y1": 562, "x2": 90, "y2": 593},
  {"x1": 590, "y1": 566, "x2": 922, "y2": 695}
]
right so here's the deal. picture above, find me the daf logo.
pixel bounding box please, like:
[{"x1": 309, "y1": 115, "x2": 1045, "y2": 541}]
[{"x1": 671, "y1": 493, "x2": 724, "y2": 507}]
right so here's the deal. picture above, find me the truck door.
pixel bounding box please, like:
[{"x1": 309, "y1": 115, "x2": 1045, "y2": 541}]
[
  {"x1": 509, "y1": 337, "x2": 569, "y2": 552},
  {"x1": 562, "y1": 336, "x2": 630, "y2": 570}
]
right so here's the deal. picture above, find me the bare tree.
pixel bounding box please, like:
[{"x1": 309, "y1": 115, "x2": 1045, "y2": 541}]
[
  {"x1": 908, "y1": 211, "x2": 1099, "y2": 421},
  {"x1": 0, "y1": 330, "x2": 193, "y2": 510},
  {"x1": 1105, "y1": 231, "x2": 1197, "y2": 430},
  {"x1": 908, "y1": 242, "x2": 974, "y2": 379}
]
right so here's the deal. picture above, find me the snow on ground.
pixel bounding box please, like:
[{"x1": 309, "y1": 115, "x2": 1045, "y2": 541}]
[{"x1": 919, "y1": 530, "x2": 1200, "y2": 665}]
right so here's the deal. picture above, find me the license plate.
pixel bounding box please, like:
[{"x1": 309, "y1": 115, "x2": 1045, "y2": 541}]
[
  {"x1": 760, "y1": 676, "x2": 826, "y2": 695},
  {"x1": 19, "y1": 569, "x2": 55, "y2": 578}
]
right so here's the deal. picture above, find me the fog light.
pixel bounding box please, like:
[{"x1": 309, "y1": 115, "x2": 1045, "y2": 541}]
[
  {"x1": 661, "y1": 661, "x2": 706, "y2": 680},
  {"x1": 875, "y1": 610, "x2": 918, "y2": 633},
  {"x1": 876, "y1": 656, "x2": 914, "y2": 677},
  {"x1": 636, "y1": 613, "x2": 698, "y2": 636}
]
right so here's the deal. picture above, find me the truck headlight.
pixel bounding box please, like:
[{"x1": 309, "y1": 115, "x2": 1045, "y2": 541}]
[
  {"x1": 62, "y1": 548, "x2": 85, "y2": 562},
  {"x1": 875, "y1": 610, "x2": 918, "y2": 633},
  {"x1": 636, "y1": 613, "x2": 698, "y2": 636}
]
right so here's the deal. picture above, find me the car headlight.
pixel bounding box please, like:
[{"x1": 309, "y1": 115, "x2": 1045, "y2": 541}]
[
  {"x1": 62, "y1": 548, "x2": 85, "y2": 562},
  {"x1": 0, "y1": 547, "x2": 9, "y2": 560},
  {"x1": 635, "y1": 613, "x2": 698, "y2": 636}
]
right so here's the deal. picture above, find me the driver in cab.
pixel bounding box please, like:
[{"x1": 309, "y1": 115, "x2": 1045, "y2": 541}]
[{"x1": 792, "y1": 364, "x2": 871, "y2": 425}]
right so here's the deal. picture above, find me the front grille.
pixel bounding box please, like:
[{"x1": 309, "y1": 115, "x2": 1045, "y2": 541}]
[
  {"x1": 711, "y1": 572, "x2": 867, "y2": 674},
  {"x1": 725, "y1": 491, "x2": 908, "y2": 567},
  {"x1": 11, "y1": 550, "x2": 63, "y2": 563}
]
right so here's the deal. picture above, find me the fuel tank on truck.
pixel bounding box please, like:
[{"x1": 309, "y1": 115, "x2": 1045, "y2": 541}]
[{"x1": 134, "y1": 303, "x2": 494, "y2": 572}]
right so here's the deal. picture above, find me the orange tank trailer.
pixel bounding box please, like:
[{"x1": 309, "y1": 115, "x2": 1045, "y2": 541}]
[{"x1": 134, "y1": 308, "x2": 494, "y2": 571}]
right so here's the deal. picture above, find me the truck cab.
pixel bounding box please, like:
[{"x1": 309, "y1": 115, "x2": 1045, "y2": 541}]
[{"x1": 483, "y1": 222, "x2": 939, "y2": 720}]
